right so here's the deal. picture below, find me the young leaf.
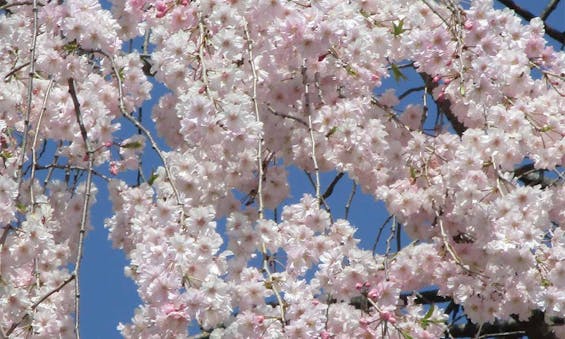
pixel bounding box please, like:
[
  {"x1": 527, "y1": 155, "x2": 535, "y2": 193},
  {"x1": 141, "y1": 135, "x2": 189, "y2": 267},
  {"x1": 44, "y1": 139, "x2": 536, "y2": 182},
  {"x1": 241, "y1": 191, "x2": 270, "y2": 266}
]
[
  {"x1": 121, "y1": 141, "x2": 143, "y2": 149},
  {"x1": 391, "y1": 63, "x2": 408, "y2": 82},
  {"x1": 148, "y1": 171, "x2": 159, "y2": 186},
  {"x1": 392, "y1": 20, "x2": 406, "y2": 37},
  {"x1": 325, "y1": 126, "x2": 338, "y2": 138}
]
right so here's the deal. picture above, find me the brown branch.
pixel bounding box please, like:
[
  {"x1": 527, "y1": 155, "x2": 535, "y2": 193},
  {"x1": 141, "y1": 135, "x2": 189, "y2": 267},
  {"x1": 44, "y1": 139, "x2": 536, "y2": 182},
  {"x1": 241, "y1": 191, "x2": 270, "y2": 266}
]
[
  {"x1": 3, "y1": 61, "x2": 31, "y2": 82},
  {"x1": 68, "y1": 78, "x2": 95, "y2": 339},
  {"x1": 399, "y1": 86, "x2": 426, "y2": 100},
  {"x1": 541, "y1": 0, "x2": 561, "y2": 21},
  {"x1": 6, "y1": 274, "x2": 75, "y2": 336},
  {"x1": 266, "y1": 105, "x2": 309, "y2": 127},
  {"x1": 322, "y1": 172, "x2": 344, "y2": 200},
  {"x1": 449, "y1": 310, "x2": 558, "y2": 339},
  {"x1": 15, "y1": 0, "x2": 39, "y2": 205},
  {"x1": 344, "y1": 181, "x2": 356, "y2": 220},
  {"x1": 497, "y1": 0, "x2": 564, "y2": 44},
  {"x1": 420, "y1": 73, "x2": 466, "y2": 137},
  {"x1": 513, "y1": 163, "x2": 562, "y2": 187}
]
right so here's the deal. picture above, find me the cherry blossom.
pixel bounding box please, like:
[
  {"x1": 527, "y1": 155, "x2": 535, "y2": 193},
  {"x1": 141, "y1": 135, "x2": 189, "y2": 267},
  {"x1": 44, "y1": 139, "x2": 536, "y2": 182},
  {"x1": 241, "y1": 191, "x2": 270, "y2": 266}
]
[{"x1": 0, "y1": 0, "x2": 563, "y2": 338}]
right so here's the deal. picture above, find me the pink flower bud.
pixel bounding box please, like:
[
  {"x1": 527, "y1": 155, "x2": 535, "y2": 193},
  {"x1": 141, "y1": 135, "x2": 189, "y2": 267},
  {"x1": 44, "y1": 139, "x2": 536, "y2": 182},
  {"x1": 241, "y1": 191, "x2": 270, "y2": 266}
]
[
  {"x1": 110, "y1": 161, "x2": 119, "y2": 175},
  {"x1": 437, "y1": 91, "x2": 445, "y2": 101},
  {"x1": 156, "y1": 2, "x2": 168, "y2": 18},
  {"x1": 254, "y1": 315, "x2": 264, "y2": 325},
  {"x1": 380, "y1": 311, "x2": 397, "y2": 324},
  {"x1": 464, "y1": 20, "x2": 473, "y2": 30},
  {"x1": 368, "y1": 288, "x2": 379, "y2": 300}
]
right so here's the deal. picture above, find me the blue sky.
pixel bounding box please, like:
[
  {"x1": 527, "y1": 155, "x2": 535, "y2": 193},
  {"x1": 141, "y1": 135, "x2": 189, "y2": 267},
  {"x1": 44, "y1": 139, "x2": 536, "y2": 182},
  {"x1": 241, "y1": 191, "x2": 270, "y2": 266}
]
[{"x1": 78, "y1": 1, "x2": 564, "y2": 337}]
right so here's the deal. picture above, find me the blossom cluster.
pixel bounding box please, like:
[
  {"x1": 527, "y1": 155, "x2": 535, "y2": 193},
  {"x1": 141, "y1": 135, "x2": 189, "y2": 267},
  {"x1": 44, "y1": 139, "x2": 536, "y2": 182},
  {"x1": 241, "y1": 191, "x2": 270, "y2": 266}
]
[{"x1": 0, "y1": 0, "x2": 563, "y2": 338}]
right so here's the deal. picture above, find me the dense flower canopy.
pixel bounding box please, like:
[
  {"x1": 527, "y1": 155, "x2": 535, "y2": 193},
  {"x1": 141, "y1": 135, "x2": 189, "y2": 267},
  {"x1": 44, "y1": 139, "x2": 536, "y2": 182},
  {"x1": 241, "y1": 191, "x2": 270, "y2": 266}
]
[{"x1": 0, "y1": 0, "x2": 564, "y2": 338}]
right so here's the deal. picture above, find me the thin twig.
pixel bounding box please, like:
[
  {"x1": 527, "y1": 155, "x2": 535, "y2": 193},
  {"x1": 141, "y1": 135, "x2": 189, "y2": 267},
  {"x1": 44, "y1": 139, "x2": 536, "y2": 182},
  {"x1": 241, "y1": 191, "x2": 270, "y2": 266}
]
[
  {"x1": 245, "y1": 21, "x2": 286, "y2": 329},
  {"x1": 3, "y1": 61, "x2": 31, "y2": 82},
  {"x1": 314, "y1": 71, "x2": 327, "y2": 106},
  {"x1": 344, "y1": 182, "x2": 356, "y2": 220},
  {"x1": 304, "y1": 170, "x2": 333, "y2": 216},
  {"x1": 244, "y1": 24, "x2": 264, "y2": 218},
  {"x1": 29, "y1": 79, "x2": 54, "y2": 207},
  {"x1": 197, "y1": 14, "x2": 221, "y2": 110},
  {"x1": 302, "y1": 63, "x2": 321, "y2": 204},
  {"x1": 6, "y1": 273, "x2": 76, "y2": 336},
  {"x1": 372, "y1": 215, "x2": 394, "y2": 256},
  {"x1": 94, "y1": 49, "x2": 185, "y2": 226},
  {"x1": 34, "y1": 164, "x2": 109, "y2": 181},
  {"x1": 383, "y1": 220, "x2": 397, "y2": 280},
  {"x1": 266, "y1": 105, "x2": 308, "y2": 127},
  {"x1": 31, "y1": 274, "x2": 76, "y2": 310}
]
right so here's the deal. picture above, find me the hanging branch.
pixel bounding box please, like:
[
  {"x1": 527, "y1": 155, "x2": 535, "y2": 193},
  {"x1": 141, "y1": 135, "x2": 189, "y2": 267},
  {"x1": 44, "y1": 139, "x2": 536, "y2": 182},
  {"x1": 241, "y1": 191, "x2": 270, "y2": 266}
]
[
  {"x1": 302, "y1": 63, "x2": 322, "y2": 205},
  {"x1": 84, "y1": 49, "x2": 186, "y2": 227},
  {"x1": 244, "y1": 22, "x2": 287, "y2": 329},
  {"x1": 15, "y1": 0, "x2": 39, "y2": 204},
  {"x1": 29, "y1": 79, "x2": 54, "y2": 207},
  {"x1": 344, "y1": 181, "x2": 356, "y2": 220},
  {"x1": 372, "y1": 214, "x2": 394, "y2": 256},
  {"x1": 67, "y1": 78, "x2": 94, "y2": 339},
  {"x1": 243, "y1": 24, "x2": 265, "y2": 219},
  {"x1": 197, "y1": 14, "x2": 215, "y2": 104}
]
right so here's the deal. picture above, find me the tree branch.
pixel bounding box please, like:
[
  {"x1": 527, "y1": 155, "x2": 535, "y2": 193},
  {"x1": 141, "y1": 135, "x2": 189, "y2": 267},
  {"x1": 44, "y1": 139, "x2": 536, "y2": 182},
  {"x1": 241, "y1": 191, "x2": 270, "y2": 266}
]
[
  {"x1": 68, "y1": 78, "x2": 95, "y2": 339},
  {"x1": 420, "y1": 73, "x2": 466, "y2": 137},
  {"x1": 497, "y1": 0, "x2": 564, "y2": 44},
  {"x1": 541, "y1": 0, "x2": 561, "y2": 21}
]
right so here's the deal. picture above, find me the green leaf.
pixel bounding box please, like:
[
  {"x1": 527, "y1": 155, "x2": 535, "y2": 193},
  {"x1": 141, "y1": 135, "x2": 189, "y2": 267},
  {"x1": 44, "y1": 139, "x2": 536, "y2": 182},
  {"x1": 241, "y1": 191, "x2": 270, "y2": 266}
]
[
  {"x1": 391, "y1": 63, "x2": 408, "y2": 82},
  {"x1": 16, "y1": 202, "x2": 27, "y2": 213},
  {"x1": 409, "y1": 166, "x2": 417, "y2": 179},
  {"x1": 392, "y1": 20, "x2": 406, "y2": 37},
  {"x1": 148, "y1": 171, "x2": 159, "y2": 185},
  {"x1": 121, "y1": 141, "x2": 143, "y2": 149},
  {"x1": 423, "y1": 304, "x2": 434, "y2": 320},
  {"x1": 345, "y1": 65, "x2": 358, "y2": 77},
  {"x1": 118, "y1": 67, "x2": 125, "y2": 81},
  {"x1": 540, "y1": 125, "x2": 552, "y2": 132},
  {"x1": 63, "y1": 41, "x2": 79, "y2": 53},
  {"x1": 420, "y1": 304, "x2": 435, "y2": 329},
  {"x1": 402, "y1": 332, "x2": 413, "y2": 339},
  {"x1": 325, "y1": 126, "x2": 337, "y2": 138}
]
